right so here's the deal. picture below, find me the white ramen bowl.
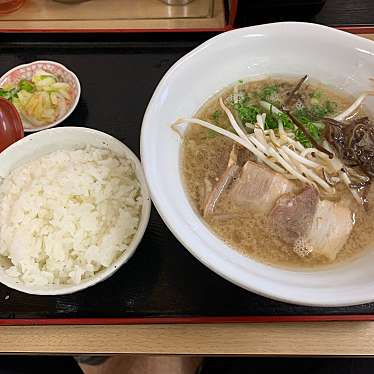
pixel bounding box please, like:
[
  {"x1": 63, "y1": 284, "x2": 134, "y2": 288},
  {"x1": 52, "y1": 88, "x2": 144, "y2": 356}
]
[
  {"x1": 141, "y1": 22, "x2": 374, "y2": 307},
  {"x1": 0, "y1": 127, "x2": 151, "y2": 295}
]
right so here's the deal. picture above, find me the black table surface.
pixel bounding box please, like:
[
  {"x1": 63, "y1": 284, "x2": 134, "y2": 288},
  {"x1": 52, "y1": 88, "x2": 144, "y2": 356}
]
[
  {"x1": 315, "y1": 0, "x2": 374, "y2": 26},
  {"x1": 0, "y1": 31, "x2": 374, "y2": 322},
  {"x1": 235, "y1": 0, "x2": 374, "y2": 28}
]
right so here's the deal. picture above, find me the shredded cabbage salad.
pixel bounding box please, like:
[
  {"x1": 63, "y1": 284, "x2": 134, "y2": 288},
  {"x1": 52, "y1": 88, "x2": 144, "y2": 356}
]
[{"x1": 0, "y1": 69, "x2": 73, "y2": 127}]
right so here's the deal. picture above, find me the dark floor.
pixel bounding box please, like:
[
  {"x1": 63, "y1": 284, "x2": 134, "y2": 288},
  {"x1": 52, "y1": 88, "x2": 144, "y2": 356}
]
[{"x1": 2, "y1": 356, "x2": 374, "y2": 374}]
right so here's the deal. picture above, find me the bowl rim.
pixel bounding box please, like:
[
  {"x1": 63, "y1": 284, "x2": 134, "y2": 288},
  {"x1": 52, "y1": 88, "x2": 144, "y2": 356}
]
[
  {"x1": 0, "y1": 60, "x2": 81, "y2": 133},
  {"x1": 0, "y1": 126, "x2": 151, "y2": 295},
  {"x1": 141, "y1": 22, "x2": 374, "y2": 307}
]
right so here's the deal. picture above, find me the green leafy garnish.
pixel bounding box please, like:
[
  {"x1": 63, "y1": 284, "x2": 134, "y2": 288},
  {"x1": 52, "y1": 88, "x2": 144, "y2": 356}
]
[
  {"x1": 294, "y1": 129, "x2": 309, "y2": 147},
  {"x1": 206, "y1": 129, "x2": 216, "y2": 138},
  {"x1": 18, "y1": 79, "x2": 35, "y2": 93},
  {"x1": 211, "y1": 110, "x2": 221, "y2": 123},
  {"x1": 264, "y1": 105, "x2": 278, "y2": 129},
  {"x1": 0, "y1": 79, "x2": 35, "y2": 101},
  {"x1": 310, "y1": 100, "x2": 337, "y2": 118},
  {"x1": 207, "y1": 110, "x2": 223, "y2": 138},
  {"x1": 262, "y1": 106, "x2": 294, "y2": 131},
  {"x1": 294, "y1": 100, "x2": 337, "y2": 120},
  {"x1": 233, "y1": 102, "x2": 260, "y2": 124},
  {"x1": 0, "y1": 87, "x2": 18, "y2": 100},
  {"x1": 261, "y1": 105, "x2": 321, "y2": 147},
  {"x1": 288, "y1": 99, "x2": 336, "y2": 146},
  {"x1": 257, "y1": 84, "x2": 279, "y2": 101},
  {"x1": 227, "y1": 84, "x2": 335, "y2": 148},
  {"x1": 309, "y1": 90, "x2": 322, "y2": 99},
  {"x1": 277, "y1": 112, "x2": 294, "y2": 130},
  {"x1": 324, "y1": 100, "x2": 337, "y2": 115},
  {"x1": 238, "y1": 79, "x2": 244, "y2": 84},
  {"x1": 293, "y1": 114, "x2": 322, "y2": 147}
]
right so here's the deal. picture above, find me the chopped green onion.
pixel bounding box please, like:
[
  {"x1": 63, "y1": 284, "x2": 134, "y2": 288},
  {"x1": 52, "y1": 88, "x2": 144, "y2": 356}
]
[
  {"x1": 309, "y1": 90, "x2": 322, "y2": 99},
  {"x1": 18, "y1": 79, "x2": 35, "y2": 93},
  {"x1": 206, "y1": 129, "x2": 217, "y2": 138},
  {"x1": 233, "y1": 102, "x2": 260, "y2": 124},
  {"x1": 294, "y1": 100, "x2": 337, "y2": 120},
  {"x1": 0, "y1": 87, "x2": 18, "y2": 100},
  {"x1": 211, "y1": 110, "x2": 221, "y2": 123},
  {"x1": 257, "y1": 84, "x2": 279, "y2": 101}
]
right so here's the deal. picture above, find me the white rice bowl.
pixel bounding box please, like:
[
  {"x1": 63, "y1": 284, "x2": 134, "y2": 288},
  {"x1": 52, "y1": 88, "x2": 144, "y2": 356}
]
[{"x1": 0, "y1": 127, "x2": 150, "y2": 295}]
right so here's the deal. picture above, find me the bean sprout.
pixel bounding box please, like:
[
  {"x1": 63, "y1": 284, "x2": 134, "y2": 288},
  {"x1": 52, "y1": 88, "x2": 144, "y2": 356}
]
[
  {"x1": 334, "y1": 91, "x2": 374, "y2": 121},
  {"x1": 173, "y1": 97, "x2": 367, "y2": 202}
]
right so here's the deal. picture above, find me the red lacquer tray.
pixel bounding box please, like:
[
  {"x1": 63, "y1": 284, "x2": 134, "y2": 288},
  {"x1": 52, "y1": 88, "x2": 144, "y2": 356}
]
[{"x1": 1, "y1": 23, "x2": 374, "y2": 326}]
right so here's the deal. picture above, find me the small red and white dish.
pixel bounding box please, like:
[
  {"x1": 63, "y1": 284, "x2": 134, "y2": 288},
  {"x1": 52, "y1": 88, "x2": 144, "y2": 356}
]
[{"x1": 0, "y1": 60, "x2": 81, "y2": 132}]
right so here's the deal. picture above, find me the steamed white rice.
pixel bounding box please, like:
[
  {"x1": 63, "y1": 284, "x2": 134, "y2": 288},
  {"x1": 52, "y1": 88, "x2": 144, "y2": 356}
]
[{"x1": 0, "y1": 146, "x2": 142, "y2": 286}]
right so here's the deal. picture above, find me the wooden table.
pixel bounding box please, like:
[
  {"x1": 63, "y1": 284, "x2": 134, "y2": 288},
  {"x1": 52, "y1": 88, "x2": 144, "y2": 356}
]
[
  {"x1": 1, "y1": 322, "x2": 374, "y2": 355},
  {"x1": 0, "y1": 0, "x2": 226, "y2": 31}
]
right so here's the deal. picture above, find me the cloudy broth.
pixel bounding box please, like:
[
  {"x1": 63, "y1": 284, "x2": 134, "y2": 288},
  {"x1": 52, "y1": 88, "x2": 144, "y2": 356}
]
[{"x1": 182, "y1": 78, "x2": 374, "y2": 269}]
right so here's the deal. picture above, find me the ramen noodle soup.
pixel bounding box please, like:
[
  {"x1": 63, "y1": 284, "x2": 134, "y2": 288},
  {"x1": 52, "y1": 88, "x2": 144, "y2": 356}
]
[{"x1": 177, "y1": 77, "x2": 374, "y2": 269}]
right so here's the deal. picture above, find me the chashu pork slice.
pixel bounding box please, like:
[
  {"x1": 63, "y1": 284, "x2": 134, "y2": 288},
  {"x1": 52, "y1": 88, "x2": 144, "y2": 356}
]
[
  {"x1": 270, "y1": 186, "x2": 354, "y2": 260},
  {"x1": 306, "y1": 200, "x2": 353, "y2": 260},
  {"x1": 203, "y1": 144, "x2": 240, "y2": 217},
  {"x1": 270, "y1": 186, "x2": 319, "y2": 245},
  {"x1": 228, "y1": 160, "x2": 296, "y2": 215}
]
